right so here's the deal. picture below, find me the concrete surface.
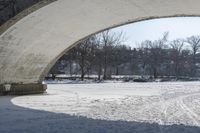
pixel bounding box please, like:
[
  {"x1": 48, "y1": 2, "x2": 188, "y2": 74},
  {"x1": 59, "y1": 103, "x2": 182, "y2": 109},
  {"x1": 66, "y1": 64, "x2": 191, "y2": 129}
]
[
  {"x1": 0, "y1": 84, "x2": 46, "y2": 95},
  {"x1": 0, "y1": 0, "x2": 200, "y2": 86},
  {"x1": 0, "y1": 0, "x2": 56, "y2": 35}
]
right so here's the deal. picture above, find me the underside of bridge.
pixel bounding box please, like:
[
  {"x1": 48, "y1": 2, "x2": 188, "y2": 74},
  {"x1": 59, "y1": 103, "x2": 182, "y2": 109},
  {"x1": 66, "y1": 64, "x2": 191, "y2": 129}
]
[{"x1": 0, "y1": 0, "x2": 200, "y2": 95}]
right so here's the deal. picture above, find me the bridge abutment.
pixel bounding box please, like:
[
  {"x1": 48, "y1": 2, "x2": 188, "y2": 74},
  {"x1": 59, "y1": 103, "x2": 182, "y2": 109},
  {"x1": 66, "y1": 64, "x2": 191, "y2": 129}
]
[{"x1": 0, "y1": 83, "x2": 47, "y2": 95}]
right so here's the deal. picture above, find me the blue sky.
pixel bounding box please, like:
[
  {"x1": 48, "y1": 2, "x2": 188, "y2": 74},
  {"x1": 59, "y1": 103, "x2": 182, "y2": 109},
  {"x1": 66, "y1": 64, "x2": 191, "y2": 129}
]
[{"x1": 111, "y1": 17, "x2": 200, "y2": 47}]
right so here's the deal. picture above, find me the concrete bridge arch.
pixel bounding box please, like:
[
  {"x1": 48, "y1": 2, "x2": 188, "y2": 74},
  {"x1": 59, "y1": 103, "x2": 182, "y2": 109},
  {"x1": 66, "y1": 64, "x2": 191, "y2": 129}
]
[{"x1": 0, "y1": 0, "x2": 200, "y2": 94}]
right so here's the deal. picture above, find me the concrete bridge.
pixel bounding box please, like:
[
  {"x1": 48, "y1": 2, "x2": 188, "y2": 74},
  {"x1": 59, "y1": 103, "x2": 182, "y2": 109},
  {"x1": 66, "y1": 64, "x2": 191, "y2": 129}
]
[{"x1": 0, "y1": 0, "x2": 200, "y2": 95}]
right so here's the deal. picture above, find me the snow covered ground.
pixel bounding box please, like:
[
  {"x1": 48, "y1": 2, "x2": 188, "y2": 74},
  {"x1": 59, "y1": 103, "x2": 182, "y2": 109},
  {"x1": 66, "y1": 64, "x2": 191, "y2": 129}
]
[{"x1": 1, "y1": 82, "x2": 200, "y2": 133}]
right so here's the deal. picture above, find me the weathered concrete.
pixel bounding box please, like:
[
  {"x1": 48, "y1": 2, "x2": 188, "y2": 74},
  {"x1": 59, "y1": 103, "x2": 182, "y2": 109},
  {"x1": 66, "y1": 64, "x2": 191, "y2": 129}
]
[
  {"x1": 0, "y1": 84, "x2": 47, "y2": 95},
  {"x1": 0, "y1": 0, "x2": 57, "y2": 35},
  {"x1": 1, "y1": 0, "x2": 200, "y2": 92}
]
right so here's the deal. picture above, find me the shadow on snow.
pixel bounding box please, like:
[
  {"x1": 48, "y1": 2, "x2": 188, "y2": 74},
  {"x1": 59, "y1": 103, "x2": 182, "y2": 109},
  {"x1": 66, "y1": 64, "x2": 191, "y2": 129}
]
[{"x1": 0, "y1": 96, "x2": 200, "y2": 133}]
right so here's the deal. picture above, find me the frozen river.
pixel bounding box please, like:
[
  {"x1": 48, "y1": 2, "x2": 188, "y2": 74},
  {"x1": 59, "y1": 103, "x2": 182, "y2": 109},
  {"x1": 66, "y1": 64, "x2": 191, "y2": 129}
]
[{"x1": 1, "y1": 82, "x2": 200, "y2": 133}]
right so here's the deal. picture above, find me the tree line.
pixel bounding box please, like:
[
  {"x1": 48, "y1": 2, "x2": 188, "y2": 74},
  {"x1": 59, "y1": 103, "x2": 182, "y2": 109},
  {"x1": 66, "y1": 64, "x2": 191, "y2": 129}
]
[{"x1": 49, "y1": 31, "x2": 200, "y2": 81}]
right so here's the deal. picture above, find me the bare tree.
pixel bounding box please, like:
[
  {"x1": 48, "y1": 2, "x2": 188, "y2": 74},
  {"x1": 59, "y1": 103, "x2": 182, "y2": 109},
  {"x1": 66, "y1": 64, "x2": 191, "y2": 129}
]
[
  {"x1": 113, "y1": 45, "x2": 131, "y2": 75},
  {"x1": 100, "y1": 30, "x2": 126, "y2": 80},
  {"x1": 61, "y1": 48, "x2": 77, "y2": 76},
  {"x1": 49, "y1": 31, "x2": 200, "y2": 81},
  {"x1": 187, "y1": 35, "x2": 200, "y2": 76},
  {"x1": 74, "y1": 36, "x2": 97, "y2": 80},
  {"x1": 170, "y1": 39, "x2": 185, "y2": 77},
  {"x1": 138, "y1": 40, "x2": 151, "y2": 76},
  {"x1": 147, "y1": 32, "x2": 169, "y2": 78}
]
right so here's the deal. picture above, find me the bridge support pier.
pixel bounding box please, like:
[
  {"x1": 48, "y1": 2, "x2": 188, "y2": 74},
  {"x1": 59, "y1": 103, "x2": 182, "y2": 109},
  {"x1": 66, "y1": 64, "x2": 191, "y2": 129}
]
[{"x1": 0, "y1": 83, "x2": 47, "y2": 95}]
